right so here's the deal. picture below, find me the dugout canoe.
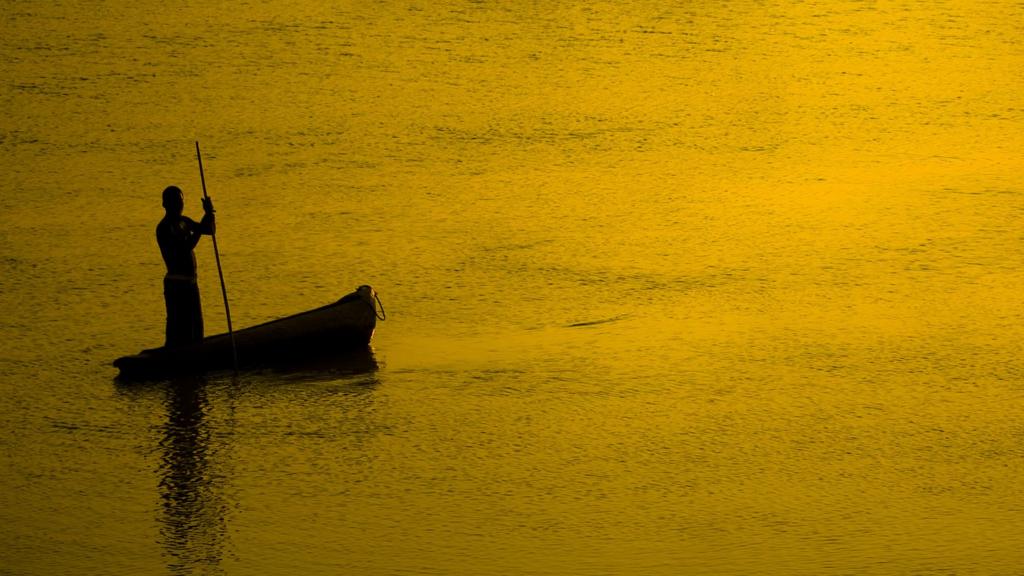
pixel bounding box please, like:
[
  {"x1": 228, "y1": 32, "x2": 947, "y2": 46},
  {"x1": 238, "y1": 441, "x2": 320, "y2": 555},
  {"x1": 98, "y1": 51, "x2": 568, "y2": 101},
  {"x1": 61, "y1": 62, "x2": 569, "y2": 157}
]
[{"x1": 114, "y1": 285, "x2": 383, "y2": 380}]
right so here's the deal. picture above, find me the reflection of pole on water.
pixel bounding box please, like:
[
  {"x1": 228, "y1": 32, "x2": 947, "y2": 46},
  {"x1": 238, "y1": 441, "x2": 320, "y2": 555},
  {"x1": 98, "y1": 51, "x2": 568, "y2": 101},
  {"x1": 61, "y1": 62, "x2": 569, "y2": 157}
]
[{"x1": 158, "y1": 377, "x2": 228, "y2": 573}]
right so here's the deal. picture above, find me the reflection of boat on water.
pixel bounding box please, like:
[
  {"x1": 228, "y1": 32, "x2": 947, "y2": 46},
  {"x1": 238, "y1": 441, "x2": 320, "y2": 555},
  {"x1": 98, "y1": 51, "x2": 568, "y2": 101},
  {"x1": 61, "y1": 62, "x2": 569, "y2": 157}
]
[
  {"x1": 115, "y1": 285, "x2": 384, "y2": 380},
  {"x1": 134, "y1": 357, "x2": 381, "y2": 573},
  {"x1": 257, "y1": 346, "x2": 380, "y2": 383}
]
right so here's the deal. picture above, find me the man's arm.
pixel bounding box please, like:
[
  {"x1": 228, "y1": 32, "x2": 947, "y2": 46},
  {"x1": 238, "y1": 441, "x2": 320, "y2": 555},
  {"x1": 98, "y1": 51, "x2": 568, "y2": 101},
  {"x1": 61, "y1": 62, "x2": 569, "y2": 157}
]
[{"x1": 197, "y1": 198, "x2": 216, "y2": 236}]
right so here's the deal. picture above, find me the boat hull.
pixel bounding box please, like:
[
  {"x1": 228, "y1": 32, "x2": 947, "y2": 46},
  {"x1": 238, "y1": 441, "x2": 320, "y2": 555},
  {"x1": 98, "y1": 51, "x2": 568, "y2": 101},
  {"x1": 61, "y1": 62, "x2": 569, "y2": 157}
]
[{"x1": 114, "y1": 285, "x2": 379, "y2": 380}]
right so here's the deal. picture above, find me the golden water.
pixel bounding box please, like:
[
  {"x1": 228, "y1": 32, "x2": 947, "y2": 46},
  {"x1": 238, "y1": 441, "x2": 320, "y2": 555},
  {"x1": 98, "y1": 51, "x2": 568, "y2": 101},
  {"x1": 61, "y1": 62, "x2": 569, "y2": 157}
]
[{"x1": 2, "y1": 1, "x2": 1023, "y2": 574}]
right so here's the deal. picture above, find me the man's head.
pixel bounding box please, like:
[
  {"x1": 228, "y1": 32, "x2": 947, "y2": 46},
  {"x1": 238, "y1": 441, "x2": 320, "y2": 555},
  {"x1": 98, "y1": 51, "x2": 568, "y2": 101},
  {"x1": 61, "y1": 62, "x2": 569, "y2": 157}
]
[{"x1": 162, "y1": 185, "x2": 184, "y2": 215}]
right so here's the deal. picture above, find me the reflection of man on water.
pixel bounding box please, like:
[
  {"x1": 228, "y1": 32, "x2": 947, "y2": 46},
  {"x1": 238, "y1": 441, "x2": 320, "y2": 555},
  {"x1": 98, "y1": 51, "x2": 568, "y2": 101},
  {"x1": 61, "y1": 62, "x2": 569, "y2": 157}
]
[
  {"x1": 158, "y1": 379, "x2": 228, "y2": 571},
  {"x1": 157, "y1": 185, "x2": 215, "y2": 347}
]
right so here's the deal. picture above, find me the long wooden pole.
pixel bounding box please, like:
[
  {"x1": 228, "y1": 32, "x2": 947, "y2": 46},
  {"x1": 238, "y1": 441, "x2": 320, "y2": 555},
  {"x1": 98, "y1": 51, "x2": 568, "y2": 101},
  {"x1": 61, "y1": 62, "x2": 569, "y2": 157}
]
[{"x1": 195, "y1": 141, "x2": 238, "y2": 372}]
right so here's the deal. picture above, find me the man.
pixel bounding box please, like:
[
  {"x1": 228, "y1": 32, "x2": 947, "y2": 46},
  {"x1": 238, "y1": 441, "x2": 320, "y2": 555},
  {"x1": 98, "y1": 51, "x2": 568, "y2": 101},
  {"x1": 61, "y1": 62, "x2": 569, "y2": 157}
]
[{"x1": 157, "y1": 185, "x2": 215, "y2": 347}]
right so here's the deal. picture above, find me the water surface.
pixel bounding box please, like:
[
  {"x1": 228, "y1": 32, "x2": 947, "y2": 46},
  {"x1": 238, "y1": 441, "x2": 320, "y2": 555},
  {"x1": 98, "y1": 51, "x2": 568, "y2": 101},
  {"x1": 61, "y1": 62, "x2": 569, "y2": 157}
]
[{"x1": 2, "y1": 1, "x2": 1023, "y2": 574}]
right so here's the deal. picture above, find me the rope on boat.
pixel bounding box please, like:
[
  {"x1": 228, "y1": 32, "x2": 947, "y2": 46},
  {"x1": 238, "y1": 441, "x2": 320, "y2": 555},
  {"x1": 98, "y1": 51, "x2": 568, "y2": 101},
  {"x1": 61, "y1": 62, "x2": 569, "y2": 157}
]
[{"x1": 374, "y1": 292, "x2": 387, "y2": 321}]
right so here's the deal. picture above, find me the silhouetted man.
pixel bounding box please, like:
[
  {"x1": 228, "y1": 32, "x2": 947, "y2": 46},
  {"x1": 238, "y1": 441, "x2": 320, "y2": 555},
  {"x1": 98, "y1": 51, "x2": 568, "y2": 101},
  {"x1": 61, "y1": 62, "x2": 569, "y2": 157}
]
[{"x1": 157, "y1": 185, "x2": 215, "y2": 347}]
